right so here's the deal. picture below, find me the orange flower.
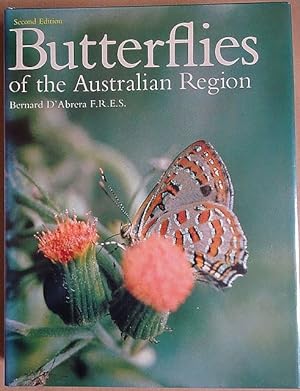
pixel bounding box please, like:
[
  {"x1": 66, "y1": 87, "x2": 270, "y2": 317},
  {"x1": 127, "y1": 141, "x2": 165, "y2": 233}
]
[
  {"x1": 122, "y1": 234, "x2": 195, "y2": 312},
  {"x1": 36, "y1": 213, "x2": 98, "y2": 263}
]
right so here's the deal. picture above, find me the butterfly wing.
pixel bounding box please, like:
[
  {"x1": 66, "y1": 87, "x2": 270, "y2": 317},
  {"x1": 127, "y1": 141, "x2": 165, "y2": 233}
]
[
  {"x1": 130, "y1": 140, "x2": 234, "y2": 241},
  {"x1": 140, "y1": 201, "x2": 248, "y2": 288}
]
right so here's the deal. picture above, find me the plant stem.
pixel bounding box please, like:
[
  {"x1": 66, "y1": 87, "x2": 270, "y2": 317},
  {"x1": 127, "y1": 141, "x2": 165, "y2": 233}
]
[
  {"x1": 16, "y1": 165, "x2": 61, "y2": 213},
  {"x1": 13, "y1": 189, "x2": 57, "y2": 223},
  {"x1": 9, "y1": 338, "x2": 92, "y2": 386},
  {"x1": 97, "y1": 247, "x2": 123, "y2": 289},
  {"x1": 91, "y1": 322, "x2": 150, "y2": 367},
  {"x1": 92, "y1": 321, "x2": 121, "y2": 353},
  {"x1": 6, "y1": 319, "x2": 93, "y2": 339}
]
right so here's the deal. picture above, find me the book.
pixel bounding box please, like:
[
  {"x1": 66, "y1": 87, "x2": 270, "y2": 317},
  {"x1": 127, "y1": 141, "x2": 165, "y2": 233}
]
[{"x1": 4, "y1": 2, "x2": 298, "y2": 387}]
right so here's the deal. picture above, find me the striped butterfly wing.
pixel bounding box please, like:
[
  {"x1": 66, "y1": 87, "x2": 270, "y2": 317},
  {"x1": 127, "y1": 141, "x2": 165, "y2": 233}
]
[
  {"x1": 130, "y1": 140, "x2": 234, "y2": 241},
  {"x1": 139, "y1": 201, "x2": 248, "y2": 288}
]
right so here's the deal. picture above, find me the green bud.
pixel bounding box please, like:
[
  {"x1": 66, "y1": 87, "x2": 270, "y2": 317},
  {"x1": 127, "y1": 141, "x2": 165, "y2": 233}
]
[
  {"x1": 109, "y1": 287, "x2": 169, "y2": 341},
  {"x1": 44, "y1": 246, "x2": 111, "y2": 325}
]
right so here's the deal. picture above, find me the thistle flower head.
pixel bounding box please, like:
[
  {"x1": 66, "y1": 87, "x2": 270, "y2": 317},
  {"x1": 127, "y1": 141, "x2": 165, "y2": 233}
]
[
  {"x1": 122, "y1": 234, "x2": 195, "y2": 312},
  {"x1": 36, "y1": 212, "x2": 98, "y2": 263}
]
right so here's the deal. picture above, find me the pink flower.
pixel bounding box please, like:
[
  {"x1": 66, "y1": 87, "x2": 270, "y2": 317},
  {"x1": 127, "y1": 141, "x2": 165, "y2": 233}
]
[
  {"x1": 36, "y1": 213, "x2": 98, "y2": 263},
  {"x1": 122, "y1": 234, "x2": 195, "y2": 312}
]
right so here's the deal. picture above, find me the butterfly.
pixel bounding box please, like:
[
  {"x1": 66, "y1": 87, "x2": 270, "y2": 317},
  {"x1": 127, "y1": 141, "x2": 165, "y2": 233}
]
[{"x1": 121, "y1": 140, "x2": 248, "y2": 289}]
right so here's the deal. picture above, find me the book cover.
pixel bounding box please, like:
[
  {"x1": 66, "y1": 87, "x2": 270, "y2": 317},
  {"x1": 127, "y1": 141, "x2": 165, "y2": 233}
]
[{"x1": 4, "y1": 2, "x2": 298, "y2": 387}]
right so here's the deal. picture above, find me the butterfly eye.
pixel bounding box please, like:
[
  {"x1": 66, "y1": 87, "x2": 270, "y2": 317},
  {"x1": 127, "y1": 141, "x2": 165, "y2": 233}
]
[{"x1": 200, "y1": 185, "x2": 212, "y2": 196}]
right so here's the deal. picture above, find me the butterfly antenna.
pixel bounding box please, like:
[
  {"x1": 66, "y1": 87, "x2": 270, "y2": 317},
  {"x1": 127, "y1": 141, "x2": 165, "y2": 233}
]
[{"x1": 98, "y1": 168, "x2": 131, "y2": 223}]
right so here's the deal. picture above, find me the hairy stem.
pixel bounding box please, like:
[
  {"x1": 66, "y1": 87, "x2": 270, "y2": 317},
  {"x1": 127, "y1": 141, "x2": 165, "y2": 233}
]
[{"x1": 9, "y1": 338, "x2": 92, "y2": 386}]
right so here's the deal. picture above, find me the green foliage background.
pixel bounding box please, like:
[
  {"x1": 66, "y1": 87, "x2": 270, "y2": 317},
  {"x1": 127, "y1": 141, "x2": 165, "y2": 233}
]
[{"x1": 5, "y1": 3, "x2": 298, "y2": 387}]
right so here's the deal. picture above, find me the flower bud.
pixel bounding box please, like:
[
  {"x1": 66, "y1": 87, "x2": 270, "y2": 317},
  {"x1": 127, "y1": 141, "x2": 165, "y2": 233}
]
[
  {"x1": 110, "y1": 234, "x2": 195, "y2": 340},
  {"x1": 36, "y1": 213, "x2": 111, "y2": 325},
  {"x1": 110, "y1": 287, "x2": 169, "y2": 341}
]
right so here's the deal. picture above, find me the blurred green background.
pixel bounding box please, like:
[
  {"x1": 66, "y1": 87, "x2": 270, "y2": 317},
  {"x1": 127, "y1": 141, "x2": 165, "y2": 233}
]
[{"x1": 5, "y1": 3, "x2": 298, "y2": 387}]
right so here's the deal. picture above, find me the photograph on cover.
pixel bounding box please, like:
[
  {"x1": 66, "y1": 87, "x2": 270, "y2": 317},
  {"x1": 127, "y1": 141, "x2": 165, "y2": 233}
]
[{"x1": 4, "y1": 3, "x2": 298, "y2": 387}]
